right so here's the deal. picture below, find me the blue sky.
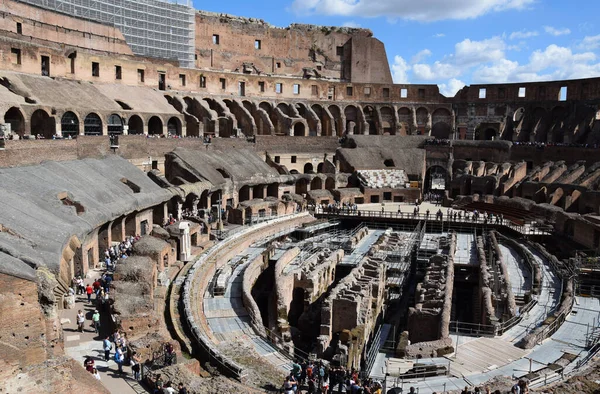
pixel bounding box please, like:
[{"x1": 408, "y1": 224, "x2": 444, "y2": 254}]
[{"x1": 193, "y1": 0, "x2": 600, "y2": 97}]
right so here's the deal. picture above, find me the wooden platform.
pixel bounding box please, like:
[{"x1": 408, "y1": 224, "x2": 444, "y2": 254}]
[{"x1": 447, "y1": 337, "x2": 529, "y2": 378}]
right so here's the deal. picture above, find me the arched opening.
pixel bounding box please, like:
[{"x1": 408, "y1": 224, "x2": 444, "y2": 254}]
[
  {"x1": 107, "y1": 114, "x2": 123, "y2": 135},
  {"x1": 328, "y1": 105, "x2": 343, "y2": 137},
  {"x1": 384, "y1": 159, "x2": 395, "y2": 167},
  {"x1": 431, "y1": 122, "x2": 452, "y2": 139},
  {"x1": 416, "y1": 107, "x2": 429, "y2": 135},
  {"x1": 127, "y1": 115, "x2": 144, "y2": 135},
  {"x1": 148, "y1": 116, "x2": 163, "y2": 135},
  {"x1": 267, "y1": 183, "x2": 279, "y2": 198},
  {"x1": 31, "y1": 109, "x2": 55, "y2": 139},
  {"x1": 363, "y1": 106, "x2": 378, "y2": 135},
  {"x1": 84, "y1": 113, "x2": 102, "y2": 136},
  {"x1": 293, "y1": 123, "x2": 306, "y2": 137},
  {"x1": 325, "y1": 177, "x2": 336, "y2": 190},
  {"x1": 277, "y1": 103, "x2": 291, "y2": 116},
  {"x1": 296, "y1": 178, "x2": 309, "y2": 195},
  {"x1": 4, "y1": 107, "x2": 25, "y2": 137},
  {"x1": 199, "y1": 190, "x2": 209, "y2": 210},
  {"x1": 239, "y1": 185, "x2": 251, "y2": 202},
  {"x1": 61, "y1": 111, "x2": 79, "y2": 138},
  {"x1": 380, "y1": 107, "x2": 395, "y2": 135},
  {"x1": 218, "y1": 117, "x2": 233, "y2": 138},
  {"x1": 167, "y1": 117, "x2": 182, "y2": 136},
  {"x1": 425, "y1": 165, "x2": 447, "y2": 193},
  {"x1": 253, "y1": 185, "x2": 265, "y2": 199},
  {"x1": 482, "y1": 128, "x2": 497, "y2": 140},
  {"x1": 304, "y1": 163, "x2": 314, "y2": 174},
  {"x1": 344, "y1": 105, "x2": 359, "y2": 134},
  {"x1": 317, "y1": 162, "x2": 324, "y2": 173},
  {"x1": 311, "y1": 177, "x2": 323, "y2": 190},
  {"x1": 398, "y1": 107, "x2": 412, "y2": 136}
]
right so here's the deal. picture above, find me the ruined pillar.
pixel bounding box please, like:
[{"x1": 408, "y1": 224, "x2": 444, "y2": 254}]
[
  {"x1": 177, "y1": 202, "x2": 183, "y2": 221},
  {"x1": 178, "y1": 222, "x2": 191, "y2": 262},
  {"x1": 192, "y1": 198, "x2": 200, "y2": 216}
]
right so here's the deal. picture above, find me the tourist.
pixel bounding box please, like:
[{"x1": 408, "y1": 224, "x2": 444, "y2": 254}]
[
  {"x1": 85, "y1": 283, "x2": 93, "y2": 303},
  {"x1": 92, "y1": 310, "x2": 100, "y2": 333},
  {"x1": 83, "y1": 356, "x2": 95, "y2": 373},
  {"x1": 163, "y1": 381, "x2": 177, "y2": 394},
  {"x1": 282, "y1": 376, "x2": 294, "y2": 394},
  {"x1": 177, "y1": 383, "x2": 188, "y2": 394},
  {"x1": 165, "y1": 342, "x2": 175, "y2": 365},
  {"x1": 131, "y1": 351, "x2": 141, "y2": 380},
  {"x1": 91, "y1": 367, "x2": 101, "y2": 380},
  {"x1": 114, "y1": 346, "x2": 125, "y2": 374},
  {"x1": 102, "y1": 335, "x2": 112, "y2": 361},
  {"x1": 76, "y1": 309, "x2": 85, "y2": 332}
]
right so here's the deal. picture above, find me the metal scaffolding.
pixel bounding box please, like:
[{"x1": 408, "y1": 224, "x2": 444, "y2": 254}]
[{"x1": 17, "y1": 0, "x2": 196, "y2": 68}]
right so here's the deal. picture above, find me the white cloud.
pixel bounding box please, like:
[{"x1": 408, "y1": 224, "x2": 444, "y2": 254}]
[
  {"x1": 413, "y1": 62, "x2": 461, "y2": 80},
  {"x1": 454, "y1": 36, "x2": 506, "y2": 65},
  {"x1": 472, "y1": 44, "x2": 600, "y2": 83},
  {"x1": 391, "y1": 55, "x2": 411, "y2": 83},
  {"x1": 544, "y1": 26, "x2": 571, "y2": 36},
  {"x1": 438, "y1": 78, "x2": 466, "y2": 97},
  {"x1": 411, "y1": 49, "x2": 432, "y2": 64},
  {"x1": 509, "y1": 30, "x2": 538, "y2": 40},
  {"x1": 578, "y1": 34, "x2": 600, "y2": 50},
  {"x1": 433, "y1": 33, "x2": 446, "y2": 38},
  {"x1": 342, "y1": 21, "x2": 361, "y2": 28},
  {"x1": 291, "y1": 0, "x2": 535, "y2": 22}
]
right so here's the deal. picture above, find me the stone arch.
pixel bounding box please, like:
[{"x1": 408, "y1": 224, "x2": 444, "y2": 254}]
[
  {"x1": 4, "y1": 107, "x2": 25, "y2": 137},
  {"x1": 107, "y1": 113, "x2": 123, "y2": 135},
  {"x1": 167, "y1": 117, "x2": 182, "y2": 136},
  {"x1": 532, "y1": 107, "x2": 548, "y2": 142},
  {"x1": 363, "y1": 105, "x2": 379, "y2": 135},
  {"x1": 60, "y1": 111, "x2": 79, "y2": 137},
  {"x1": 293, "y1": 122, "x2": 306, "y2": 137},
  {"x1": 550, "y1": 106, "x2": 566, "y2": 143},
  {"x1": 328, "y1": 105, "x2": 343, "y2": 137},
  {"x1": 425, "y1": 165, "x2": 448, "y2": 193},
  {"x1": 148, "y1": 116, "x2": 163, "y2": 135},
  {"x1": 31, "y1": 109, "x2": 55, "y2": 139},
  {"x1": 431, "y1": 122, "x2": 452, "y2": 139},
  {"x1": 127, "y1": 115, "x2": 144, "y2": 135},
  {"x1": 304, "y1": 163, "x2": 314, "y2": 174},
  {"x1": 276, "y1": 102, "x2": 291, "y2": 117},
  {"x1": 481, "y1": 128, "x2": 497, "y2": 140},
  {"x1": 260, "y1": 101, "x2": 279, "y2": 134},
  {"x1": 224, "y1": 99, "x2": 255, "y2": 137},
  {"x1": 312, "y1": 104, "x2": 334, "y2": 136},
  {"x1": 296, "y1": 102, "x2": 319, "y2": 136},
  {"x1": 416, "y1": 107, "x2": 429, "y2": 135},
  {"x1": 84, "y1": 112, "x2": 102, "y2": 136},
  {"x1": 397, "y1": 107, "x2": 412, "y2": 136},
  {"x1": 380, "y1": 106, "x2": 395, "y2": 135},
  {"x1": 311, "y1": 177, "x2": 323, "y2": 190},
  {"x1": 239, "y1": 185, "x2": 251, "y2": 202},
  {"x1": 296, "y1": 178, "x2": 309, "y2": 195},
  {"x1": 325, "y1": 177, "x2": 336, "y2": 190},
  {"x1": 344, "y1": 105, "x2": 359, "y2": 135}
]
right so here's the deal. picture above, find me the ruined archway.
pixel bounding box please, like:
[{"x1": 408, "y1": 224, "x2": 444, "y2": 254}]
[
  {"x1": 425, "y1": 165, "x2": 447, "y2": 193},
  {"x1": 416, "y1": 107, "x2": 429, "y2": 135},
  {"x1": 344, "y1": 105, "x2": 359, "y2": 135},
  {"x1": 84, "y1": 113, "x2": 102, "y2": 136},
  {"x1": 4, "y1": 107, "x2": 25, "y2": 137},
  {"x1": 127, "y1": 115, "x2": 144, "y2": 135},
  {"x1": 304, "y1": 163, "x2": 314, "y2": 174},
  {"x1": 293, "y1": 122, "x2": 306, "y2": 137},
  {"x1": 398, "y1": 107, "x2": 412, "y2": 136},
  {"x1": 295, "y1": 178, "x2": 309, "y2": 195},
  {"x1": 167, "y1": 117, "x2": 182, "y2": 136},
  {"x1": 107, "y1": 114, "x2": 123, "y2": 135},
  {"x1": 148, "y1": 116, "x2": 163, "y2": 135},
  {"x1": 311, "y1": 177, "x2": 323, "y2": 190},
  {"x1": 61, "y1": 111, "x2": 79, "y2": 138},
  {"x1": 380, "y1": 106, "x2": 395, "y2": 135},
  {"x1": 31, "y1": 109, "x2": 55, "y2": 139},
  {"x1": 328, "y1": 105, "x2": 343, "y2": 137}
]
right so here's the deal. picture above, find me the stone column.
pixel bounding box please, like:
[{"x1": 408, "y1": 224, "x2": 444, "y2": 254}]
[
  {"x1": 178, "y1": 222, "x2": 191, "y2": 262},
  {"x1": 192, "y1": 198, "x2": 199, "y2": 216},
  {"x1": 177, "y1": 202, "x2": 183, "y2": 221}
]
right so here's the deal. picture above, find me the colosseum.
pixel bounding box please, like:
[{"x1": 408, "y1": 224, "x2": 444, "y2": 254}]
[{"x1": 0, "y1": 0, "x2": 599, "y2": 393}]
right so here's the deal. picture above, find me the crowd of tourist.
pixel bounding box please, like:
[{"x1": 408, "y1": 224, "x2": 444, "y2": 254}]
[
  {"x1": 424, "y1": 138, "x2": 451, "y2": 146},
  {"x1": 513, "y1": 141, "x2": 598, "y2": 149},
  {"x1": 317, "y1": 202, "x2": 359, "y2": 214},
  {"x1": 102, "y1": 235, "x2": 138, "y2": 271},
  {"x1": 282, "y1": 362, "x2": 383, "y2": 394}
]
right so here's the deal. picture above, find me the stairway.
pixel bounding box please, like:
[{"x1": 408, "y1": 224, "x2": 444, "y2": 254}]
[{"x1": 53, "y1": 277, "x2": 72, "y2": 309}]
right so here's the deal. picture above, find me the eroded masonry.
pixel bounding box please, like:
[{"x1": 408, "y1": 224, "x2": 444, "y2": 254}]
[{"x1": 1, "y1": 0, "x2": 600, "y2": 393}]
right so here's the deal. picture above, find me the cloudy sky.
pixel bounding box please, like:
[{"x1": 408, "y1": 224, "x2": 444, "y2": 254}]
[{"x1": 194, "y1": 0, "x2": 600, "y2": 97}]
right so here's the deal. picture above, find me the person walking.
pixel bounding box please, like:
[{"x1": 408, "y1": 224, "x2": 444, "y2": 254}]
[
  {"x1": 114, "y1": 346, "x2": 125, "y2": 374},
  {"x1": 85, "y1": 283, "x2": 93, "y2": 303},
  {"x1": 76, "y1": 310, "x2": 85, "y2": 332},
  {"x1": 131, "y1": 351, "x2": 141, "y2": 381},
  {"x1": 92, "y1": 310, "x2": 101, "y2": 334}
]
